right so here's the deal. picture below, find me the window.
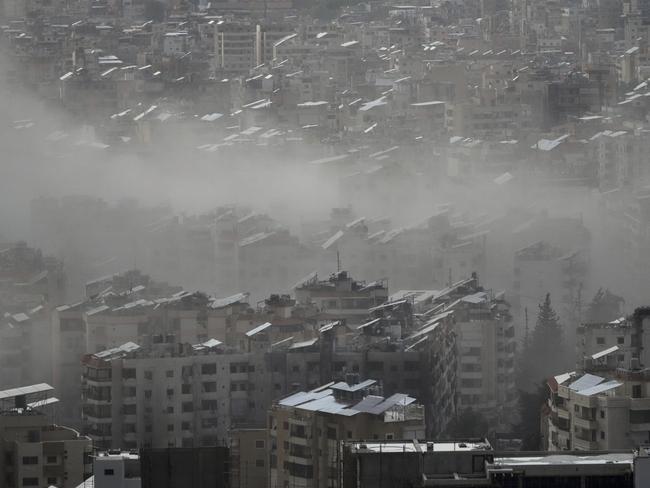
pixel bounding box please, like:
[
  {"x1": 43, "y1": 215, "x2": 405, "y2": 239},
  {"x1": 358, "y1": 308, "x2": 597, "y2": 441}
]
[
  {"x1": 633, "y1": 385, "x2": 643, "y2": 398},
  {"x1": 166, "y1": 370, "x2": 174, "y2": 378},
  {"x1": 144, "y1": 371, "x2": 153, "y2": 380},
  {"x1": 347, "y1": 431, "x2": 352, "y2": 439},
  {"x1": 385, "y1": 433, "x2": 394, "y2": 440},
  {"x1": 617, "y1": 337, "x2": 625, "y2": 344},
  {"x1": 596, "y1": 337, "x2": 605, "y2": 345},
  {"x1": 202, "y1": 400, "x2": 218, "y2": 411},
  {"x1": 630, "y1": 409, "x2": 650, "y2": 423},
  {"x1": 255, "y1": 440, "x2": 265, "y2": 449},
  {"x1": 144, "y1": 390, "x2": 152, "y2": 400},
  {"x1": 123, "y1": 404, "x2": 136, "y2": 415},
  {"x1": 166, "y1": 388, "x2": 174, "y2": 397},
  {"x1": 104, "y1": 469, "x2": 115, "y2": 476},
  {"x1": 47, "y1": 477, "x2": 57, "y2": 485},
  {"x1": 46, "y1": 456, "x2": 57, "y2": 464},
  {"x1": 201, "y1": 418, "x2": 218, "y2": 428},
  {"x1": 167, "y1": 424, "x2": 174, "y2": 432},
  {"x1": 182, "y1": 421, "x2": 191, "y2": 430},
  {"x1": 600, "y1": 410, "x2": 605, "y2": 419},
  {"x1": 22, "y1": 457, "x2": 38, "y2": 465},
  {"x1": 255, "y1": 459, "x2": 265, "y2": 468},
  {"x1": 167, "y1": 406, "x2": 174, "y2": 414},
  {"x1": 182, "y1": 402, "x2": 193, "y2": 413},
  {"x1": 122, "y1": 368, "x2": 136, "y2": 379},
  {"x1": 201, "y1": 364, "x2": 216, "y2": 375},
  {"x1": 23, "y1": 478, "x2": 39, "y2": 486},
  {"x1": 203, "y1": 382, "x2": 217, "y2": 393},
  {"x1": 182, "y1": 384, "x2": 192, "y2": 394},
  {"x1": 601, "y1": 431, "x2": 605, "y2": 439}
]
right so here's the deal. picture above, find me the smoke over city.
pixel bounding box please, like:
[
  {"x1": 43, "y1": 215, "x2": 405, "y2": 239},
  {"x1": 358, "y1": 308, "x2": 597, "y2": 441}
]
[{"x1": 0, "y1": 0, "x2": 649, "y2": 486}]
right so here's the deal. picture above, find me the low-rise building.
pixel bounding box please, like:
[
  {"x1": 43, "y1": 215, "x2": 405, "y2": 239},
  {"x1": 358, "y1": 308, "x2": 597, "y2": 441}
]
[
  {"x1": 140, "y1": 446, "x2": 229, "y2": 488},
  {"x1": 342, "y1": 439, "x2": 635, "y2": 487},
  {"x1": 90, "y1": 451, "x2": 141, "y2": 488},
  {"x1": 0, "y1": 383, "x2": 92, "y2": 488}
]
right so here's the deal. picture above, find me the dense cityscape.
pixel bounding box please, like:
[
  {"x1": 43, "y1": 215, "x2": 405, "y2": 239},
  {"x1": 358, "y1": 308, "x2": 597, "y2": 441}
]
[{"x1": 2, "y1": 0, "x2": 650, "y2": 486}]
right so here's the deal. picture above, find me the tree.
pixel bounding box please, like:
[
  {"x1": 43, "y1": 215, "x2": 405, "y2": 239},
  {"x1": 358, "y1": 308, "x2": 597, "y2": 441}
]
[
  {"x1": 516, "y1": 381, "x2": 549, "y2": 450},
  {"x1": 585, "y1": 288, "x2": 624, "y2": 323},
  {"x1": 517, "y1": 294, "x2": 567, "y2": 392}
]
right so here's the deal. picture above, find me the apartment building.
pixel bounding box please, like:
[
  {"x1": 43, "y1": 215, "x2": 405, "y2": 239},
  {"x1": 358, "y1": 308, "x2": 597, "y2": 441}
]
[
  {"x1": 0, "y1": 241, "x2": 67, "y2": 307},
  {"x1": 54, "y1": 279, "x2": 223, "y2": 426},
  {"x1": 545, "y1": 308, "x2": 650, "y2": 450},
  {"x1": 576, "y1": 308, "x2": 650, "y2": 368},
  {"x1": 230, "y1": 429, "x2": 268, "y2": 488},
  {"x1": 80, "y1": 304, "x2": 459, "y2": 452},
  {"x1": 91, "y1": 451, "x2": 141, "y2": 488},
  {"x1": 446, "y1": 101, "x2": 522, "y2": 138},
  {"x1": 547, "y1": 365, "x2": 650, "y2": 451},
  {"x1": 394, "y1": 275, "x2": 517, "y2": 427},
  {"x1": 279, "y1": 312, "x2": 457, "y2": 438},
  {"x1": 0, "y1": 310, "x2": 49, "y2": 391},
  {"x1": 313, "y1": 213, "x2": 486, "y2": 293},
  {"x1": 269, "y1": 379, "x2": 425, "y2": 488},
  {"x1": 213, "y1": 22, "x2": 293, "y2": 74},
  {"x1": 0, "y1": 384, "x2": 92, "y2": 488},
  {"x1": 513, "y1": 241, "x2": 588, "y2": 327},
  {"x1": 451, "y1": 291, "x2": 517, "y2": 425},
  {"x1": 80, "y1": 337, "x2": 279, "y2": 450},
  {"x1": 237, "y1": 229, "x2": 312, "y2": 303},
  {"x1": 294, "y1": 271, "x2": 388, "y2": 325}
]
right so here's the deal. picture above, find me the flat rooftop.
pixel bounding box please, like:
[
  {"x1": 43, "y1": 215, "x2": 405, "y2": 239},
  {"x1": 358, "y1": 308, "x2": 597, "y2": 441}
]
[
  {"x1": 490, "y1": 452, "x2": 633, "y2": 467},
  {"x1": 96, "y1": 451, "x2": 140, "y2": 461},
  {"x1": 349, "y1": 440, "x2": 491, "y2": 453}
]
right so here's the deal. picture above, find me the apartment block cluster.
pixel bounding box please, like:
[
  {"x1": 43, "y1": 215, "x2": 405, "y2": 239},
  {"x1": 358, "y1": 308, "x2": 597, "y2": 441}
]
[
  {"x1": 0, "y1": 236, "x2": 530, "y2": 488},
  {"x1": 6, "y1": 0, "x2": 650, "y2": 311},
  {"x1": 5, "y1": 0, "x2": 650, "y2": 190},
  {"x1": 60, "y1": 270, "x2": 514, "y2": 451},
  {"x1": 0, "y1": 246, "x2": 522, "y2": 482},
  {"x1": 26, "y1": 196, "x2": 596, "y2": 335}
]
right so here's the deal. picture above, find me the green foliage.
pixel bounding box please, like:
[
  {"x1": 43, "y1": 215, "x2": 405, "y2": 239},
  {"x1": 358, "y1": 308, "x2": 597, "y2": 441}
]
[
  {"x1": 516, "y1": 381, "x2": 548, "y2": 450},
  {"x1": 517, "y1": 293, "x2": 567, "y2": 392}
]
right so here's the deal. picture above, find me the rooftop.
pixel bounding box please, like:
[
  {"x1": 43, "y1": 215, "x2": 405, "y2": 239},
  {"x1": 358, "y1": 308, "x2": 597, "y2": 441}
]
[{"x1": 348, "y1": 439, "x2": 492, "y2": 453}]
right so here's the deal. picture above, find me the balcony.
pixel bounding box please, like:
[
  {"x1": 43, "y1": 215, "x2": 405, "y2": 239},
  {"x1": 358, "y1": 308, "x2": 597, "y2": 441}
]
[
  {"x1": 573, "y1": 415, "x2": 598, "y2": 430},
  {"x1": 573, "y1": 437, "x2": 599, "y2": 450}
]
